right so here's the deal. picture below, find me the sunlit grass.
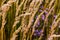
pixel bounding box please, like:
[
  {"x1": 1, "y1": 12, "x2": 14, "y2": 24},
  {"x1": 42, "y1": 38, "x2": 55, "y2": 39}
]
[{"x1": 0, "y1": 0, "x2": 60, "y2": 40}]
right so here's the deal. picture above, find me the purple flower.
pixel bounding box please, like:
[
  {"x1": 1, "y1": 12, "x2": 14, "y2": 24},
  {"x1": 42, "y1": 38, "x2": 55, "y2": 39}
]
[
  {"x1": 34, "y1": 30, "x2": 43, "y2": 36},
  {"x1": 34, "y1": 30, "x2": 38, "y2": 36},
  {"x1": 37, "y1": 21, "x2": 40, "y2": 26},
  {"x1": 34, "y1": 30, "x2": 40, "y2": 36},
  {"x1": 44, "y1": 11, "x2": 48, "y2": 15},
  {"x1": 37, "y1": 32, "x2": 40, "y2": 36},
  {"x1": 35, "y1": 21, "x2": 40, "y2": 27},
  {"x1": 39, "y1": 30, "x2": 43, "y2": 33},
  {"x1": 46, "y1": 8, "x2": 49, "y2": 11},
  {"x1": 54, "y1": 15, "x2": 56, "y2": 19},
  {"x1": 34, "y1": 30, "x2": 38, "y2": 33},
  {"x1": 42, "y1": 15, "x2": 45, "y2": 20},
  {"x1": 40, "y1": 5, "x2": 44, "y2": 8},
  {"x1": 39, "y1": 10, "x2": 43, "y2": 12}
]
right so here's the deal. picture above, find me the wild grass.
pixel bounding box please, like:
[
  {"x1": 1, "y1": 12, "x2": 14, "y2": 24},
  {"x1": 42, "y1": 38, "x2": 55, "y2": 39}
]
[{"x1": 0, "y1": 0, "x2": 60, "y2": 40}]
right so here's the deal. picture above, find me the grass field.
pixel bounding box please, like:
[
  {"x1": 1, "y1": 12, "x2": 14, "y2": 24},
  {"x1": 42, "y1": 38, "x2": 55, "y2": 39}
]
[{"x1": 0, "y1": 0, "x2": 60, "y2": 40}]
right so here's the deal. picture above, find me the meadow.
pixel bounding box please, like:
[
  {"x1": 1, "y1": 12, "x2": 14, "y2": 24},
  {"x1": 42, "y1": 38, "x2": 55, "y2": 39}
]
[{"x1": 0, "y1": 0, "x2": 60, "y2": 40}]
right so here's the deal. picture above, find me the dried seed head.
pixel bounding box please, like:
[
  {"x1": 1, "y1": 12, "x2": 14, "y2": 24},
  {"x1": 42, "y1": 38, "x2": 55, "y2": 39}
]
[{"x1": 1, "y1": 4, "x2": 10, "y2": 12}]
